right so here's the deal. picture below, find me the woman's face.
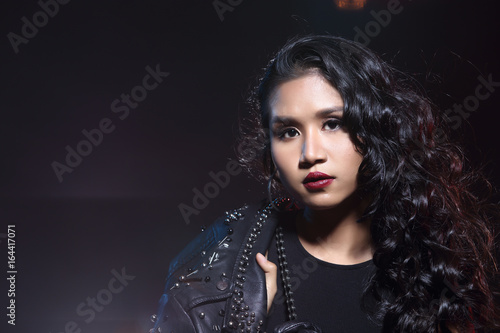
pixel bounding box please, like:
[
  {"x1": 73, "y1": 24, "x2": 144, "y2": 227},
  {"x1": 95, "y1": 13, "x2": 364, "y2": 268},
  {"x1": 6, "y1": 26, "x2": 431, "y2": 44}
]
[{"x1": 269, "y1": 73, "x2": 363, "y2": 210}]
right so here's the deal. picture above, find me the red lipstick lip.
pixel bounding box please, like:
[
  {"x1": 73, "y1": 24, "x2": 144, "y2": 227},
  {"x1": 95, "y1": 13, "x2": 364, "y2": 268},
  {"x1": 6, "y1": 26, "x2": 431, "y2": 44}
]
[
  {"x1": 303, "y1": 172, "x2": 334, "y2": 190},
  {"x1": 303, "y1": 171, "x2": 333, "y2": 183}
]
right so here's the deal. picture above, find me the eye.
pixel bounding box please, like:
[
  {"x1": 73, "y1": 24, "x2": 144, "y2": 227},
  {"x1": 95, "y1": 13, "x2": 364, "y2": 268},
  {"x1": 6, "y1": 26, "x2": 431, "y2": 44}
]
[
  {"x1": 279, "y1": 128, "x2": 299, "y2": 139},
  {"x1": 324, "y1": 119, "x2": 342, "y2": 131}
]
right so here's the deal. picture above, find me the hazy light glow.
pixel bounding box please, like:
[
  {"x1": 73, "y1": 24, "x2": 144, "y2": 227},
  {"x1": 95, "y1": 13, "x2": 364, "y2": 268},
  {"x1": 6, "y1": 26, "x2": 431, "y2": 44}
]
[{"x1": 334, "y1": 0, "x2": 367, "y2": 10}]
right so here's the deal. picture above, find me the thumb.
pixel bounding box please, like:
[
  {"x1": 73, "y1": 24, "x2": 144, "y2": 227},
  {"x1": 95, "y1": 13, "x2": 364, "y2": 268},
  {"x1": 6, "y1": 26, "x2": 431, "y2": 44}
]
[
  {"x1": 256, "y1": 252, "x2": 277, "y2": 313},
  {"x1": 256, "y1": 252, "x2": 276, "y2": 272}
]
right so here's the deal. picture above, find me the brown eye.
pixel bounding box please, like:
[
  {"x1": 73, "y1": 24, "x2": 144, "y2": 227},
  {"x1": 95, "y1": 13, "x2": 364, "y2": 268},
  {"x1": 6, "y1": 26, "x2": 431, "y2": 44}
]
[
  {"x1": 279, "y1": 128, "x2": 299, "y2": 139},
  {"x1": 324, "y1": 119, "x2": 342, "y2": 131}
]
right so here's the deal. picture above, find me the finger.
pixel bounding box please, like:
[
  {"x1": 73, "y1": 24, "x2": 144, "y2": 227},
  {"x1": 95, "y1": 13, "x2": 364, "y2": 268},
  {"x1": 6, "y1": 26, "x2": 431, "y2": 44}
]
[
  {"x1": 256, "y1": 252, "x2": 278, "y2": 313},
  {"x1": 256, "y1": 252, "x2": 275, "y2": 273}
]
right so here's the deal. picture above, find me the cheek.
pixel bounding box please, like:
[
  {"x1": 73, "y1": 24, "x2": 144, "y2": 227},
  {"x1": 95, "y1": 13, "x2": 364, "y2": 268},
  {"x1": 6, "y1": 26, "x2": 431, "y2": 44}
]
[
  {"x1": 271, "y1": 144, "x2": 296, "y2": 181},
  {"x1": 327, "y1": 140, "x2": 363, "y2": 175},
  {"x1": 271, "y1": 145, "x2": 285, "y2": 172},
  {"x1": 349, "y1": 144, "x2": 364, "y2": 168},
  {"x1": 344, "y1": 149, "x2": 363, "y2": 178}
]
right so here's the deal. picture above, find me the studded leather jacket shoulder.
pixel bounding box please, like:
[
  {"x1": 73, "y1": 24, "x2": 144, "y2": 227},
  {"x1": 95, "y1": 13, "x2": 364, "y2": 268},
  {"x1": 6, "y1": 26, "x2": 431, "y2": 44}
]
[{"x1": 150, "y1": 200, "x2": 281, "y2": 333}]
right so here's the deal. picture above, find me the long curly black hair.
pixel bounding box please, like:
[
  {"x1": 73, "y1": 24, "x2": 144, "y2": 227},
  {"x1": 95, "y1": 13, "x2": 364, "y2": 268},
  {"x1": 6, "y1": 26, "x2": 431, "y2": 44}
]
[{"x1": 236, "y1": 35, "x2": 500, "y2": 332}]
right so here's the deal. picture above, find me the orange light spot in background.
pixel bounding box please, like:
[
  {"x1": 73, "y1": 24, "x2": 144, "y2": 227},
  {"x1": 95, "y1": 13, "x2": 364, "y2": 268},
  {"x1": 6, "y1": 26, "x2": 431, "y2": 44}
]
[{"x1": 334, "y1": 0, "x2": 367, "y2": 10}]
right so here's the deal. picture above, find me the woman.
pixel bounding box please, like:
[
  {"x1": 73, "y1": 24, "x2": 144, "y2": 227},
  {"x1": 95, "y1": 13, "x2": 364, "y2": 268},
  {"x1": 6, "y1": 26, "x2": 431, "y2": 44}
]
[{"x1": 149, "y1": 35, "x2": 500, "y2": 332}]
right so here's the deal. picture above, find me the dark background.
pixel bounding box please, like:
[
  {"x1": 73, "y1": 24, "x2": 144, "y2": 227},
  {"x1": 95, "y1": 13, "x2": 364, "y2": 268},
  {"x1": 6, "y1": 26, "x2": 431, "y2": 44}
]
[{"x1": 1, "y1": 0, "x2": 499, "y2": 332}]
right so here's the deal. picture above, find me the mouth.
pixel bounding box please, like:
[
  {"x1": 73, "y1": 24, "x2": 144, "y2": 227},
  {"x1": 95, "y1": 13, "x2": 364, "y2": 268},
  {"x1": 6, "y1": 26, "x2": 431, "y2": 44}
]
[{"x1": 303, "y1": 172, "x2": 335, "y2": 190}]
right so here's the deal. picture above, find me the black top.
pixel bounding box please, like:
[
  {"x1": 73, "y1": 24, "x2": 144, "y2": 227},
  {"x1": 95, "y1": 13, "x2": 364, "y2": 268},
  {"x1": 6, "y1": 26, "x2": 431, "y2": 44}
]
[{"x1": 265, "y1": 215, "x2": 382, "y2": 332}]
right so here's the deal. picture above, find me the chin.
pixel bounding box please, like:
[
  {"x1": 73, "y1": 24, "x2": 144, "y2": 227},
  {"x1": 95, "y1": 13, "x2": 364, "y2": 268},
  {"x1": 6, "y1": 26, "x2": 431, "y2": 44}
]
[{"x1": 295, "y1": 192, "x2": 346, "y2": 211}]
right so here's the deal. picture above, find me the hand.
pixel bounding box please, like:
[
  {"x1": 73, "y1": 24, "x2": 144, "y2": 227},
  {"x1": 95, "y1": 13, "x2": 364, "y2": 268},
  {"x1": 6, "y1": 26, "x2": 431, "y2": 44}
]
[{"x1": 256, "y1": 252, "x2": 278, "y2": 313}]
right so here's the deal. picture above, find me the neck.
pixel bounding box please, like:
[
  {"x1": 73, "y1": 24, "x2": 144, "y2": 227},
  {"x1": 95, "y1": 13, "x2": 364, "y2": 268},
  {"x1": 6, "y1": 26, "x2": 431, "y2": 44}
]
[{"x1": 296, "y1": 194, "x2": 373, "y2": 265}]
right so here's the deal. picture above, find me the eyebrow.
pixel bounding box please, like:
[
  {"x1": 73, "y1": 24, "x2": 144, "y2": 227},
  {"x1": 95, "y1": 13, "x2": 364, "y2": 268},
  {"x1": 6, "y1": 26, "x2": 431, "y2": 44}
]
[{"x1": 270, "y1": 107, "x2": 344, "y2": 126}]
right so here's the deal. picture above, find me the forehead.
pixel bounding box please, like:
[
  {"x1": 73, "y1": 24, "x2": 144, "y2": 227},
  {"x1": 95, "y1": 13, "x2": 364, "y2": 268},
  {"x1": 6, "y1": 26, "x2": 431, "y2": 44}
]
[{"x1": 269, "y1": 73, "x2": 344, "y2": 118}]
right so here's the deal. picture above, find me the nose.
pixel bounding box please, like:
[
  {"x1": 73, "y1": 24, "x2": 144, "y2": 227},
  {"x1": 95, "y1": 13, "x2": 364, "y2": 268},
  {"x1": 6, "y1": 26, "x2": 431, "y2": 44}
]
[{"x1": 299, "y1": 130, "x2": 327, "y2": 167}]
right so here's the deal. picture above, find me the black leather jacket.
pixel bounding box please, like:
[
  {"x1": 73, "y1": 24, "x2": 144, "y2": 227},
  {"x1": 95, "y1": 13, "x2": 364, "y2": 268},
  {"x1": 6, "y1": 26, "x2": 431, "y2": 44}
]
[
  {"x1": 149, "y1": 199, "x2": 322, "y2": 333},
  {"x1": 149, "y1": 200, "x2": 277, "y2": 332}
]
